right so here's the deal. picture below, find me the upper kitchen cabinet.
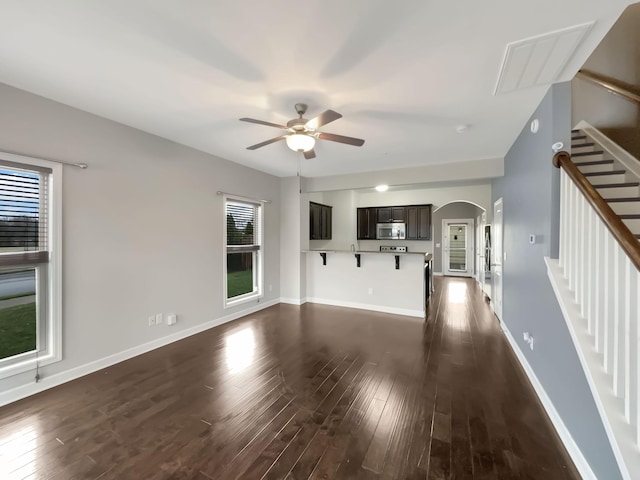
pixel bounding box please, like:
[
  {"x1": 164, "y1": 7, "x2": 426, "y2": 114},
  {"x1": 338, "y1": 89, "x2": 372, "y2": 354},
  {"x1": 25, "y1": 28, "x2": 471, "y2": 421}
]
[
  {"x1": 357, "y1": 207, "x2": 377, "y2": 240},
  {"x1": 406, "y1": 205, "x2": 432, "y2": 240},
  {"x1": 310, "y1": 202, "x2": 332, "y2": 240},
  {"x1": 377, "y1": 207, "x2": 405, "y2": 223}
]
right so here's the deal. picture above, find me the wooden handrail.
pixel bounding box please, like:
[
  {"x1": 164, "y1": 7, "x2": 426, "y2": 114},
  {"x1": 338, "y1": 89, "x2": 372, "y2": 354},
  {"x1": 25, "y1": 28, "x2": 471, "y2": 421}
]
[
  {"x1": 553, "y1": 151, "x2": 640, "y2": 272},
  {"x1": 576, "y1": 70, "x2": 640, "y2": 105}
]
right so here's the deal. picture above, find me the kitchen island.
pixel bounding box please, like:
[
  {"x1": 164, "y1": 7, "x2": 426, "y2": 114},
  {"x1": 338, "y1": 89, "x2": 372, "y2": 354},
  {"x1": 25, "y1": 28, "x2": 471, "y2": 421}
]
[{"x1": 304, "y1": 250, "x2": 431, "y2": 318}]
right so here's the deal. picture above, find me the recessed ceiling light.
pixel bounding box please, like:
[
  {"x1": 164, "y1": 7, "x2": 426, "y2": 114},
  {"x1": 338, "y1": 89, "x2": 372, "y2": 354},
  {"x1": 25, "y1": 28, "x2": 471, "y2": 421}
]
[{"x1": 375, "y1": 184, "x2": 389, "y2": 192}]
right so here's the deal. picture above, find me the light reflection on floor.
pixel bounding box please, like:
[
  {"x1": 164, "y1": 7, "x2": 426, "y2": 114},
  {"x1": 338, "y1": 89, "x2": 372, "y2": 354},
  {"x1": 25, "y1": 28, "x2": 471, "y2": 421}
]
[
  {"x1": 446, "y1": 280, "x2": 469, "y2": 331},
  {"x1": 225, "y1": 328, "x2": 255, "y2": 373},
  {"x1": 0, "y1": 425, "x2": 37, "y2": 478},
  {"x1": 447, "y1": 281, "x2": 467, "y2": 304}
]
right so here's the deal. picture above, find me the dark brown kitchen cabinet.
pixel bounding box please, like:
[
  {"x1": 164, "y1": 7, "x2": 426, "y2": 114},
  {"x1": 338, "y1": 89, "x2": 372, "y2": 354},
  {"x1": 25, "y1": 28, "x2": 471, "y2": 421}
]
[
  {"x1": 406, "y1": 205, "x2": 432, "y2": 240},
  {"x1": 377, "y1": 207, "x2": 405, "y2": 223},
  {"x1": 357, "y1": 207, "x2": 377, "y2": 239},
  {"x1": 310, "y1": 202, "x2": 332, "y2": 240}
]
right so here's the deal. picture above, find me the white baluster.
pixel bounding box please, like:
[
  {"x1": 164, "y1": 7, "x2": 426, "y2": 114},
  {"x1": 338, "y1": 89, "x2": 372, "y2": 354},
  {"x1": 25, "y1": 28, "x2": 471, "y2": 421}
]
[
  {"x1": 579, "y1": 194, "x2": 587, "y2": 317},
  {"x1": 559, "y1": 170, "x2": 566, "y2": 271},
  {"x1": 604, "y1": 230, "x2": 616, "y2": 375},
  {"x1": 595, "y1": 218, "x2": 605, "y2": 354},
  {"x1": 623, "y1": 256, "x2": 635, "y2": 424},
  {"x1": 586, "y1": 207, "x2": 595, "y2": 334},
  {"x1": 569, "y1": 181, "x2": 576, "y2": 288},
  {"x1": 613, "y1": 244, "x2": 623, "y2": 398},
  {"x1": 636, "y1": 268, "x2": 640, "y2": 448}
]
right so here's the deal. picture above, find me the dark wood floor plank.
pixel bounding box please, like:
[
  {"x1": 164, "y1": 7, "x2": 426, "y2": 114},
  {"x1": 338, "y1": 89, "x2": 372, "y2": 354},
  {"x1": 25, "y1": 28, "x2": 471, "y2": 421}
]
[{"x1": 0, "y1": 277, "x2": 581, "y2": 480}]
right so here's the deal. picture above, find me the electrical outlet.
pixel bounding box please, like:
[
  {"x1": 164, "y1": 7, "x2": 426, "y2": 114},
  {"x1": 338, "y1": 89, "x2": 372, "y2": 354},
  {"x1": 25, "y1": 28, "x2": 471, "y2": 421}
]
[
  {"x1": 155, "y1": 313, "x2": 163, "y2": 325},
  {"x1": 148, "y1": 316, "x2": 155, "y2": 327},
  {"x1": 269, "y1": 284, "x2": 272, "y2": 292},
  {"x1": 368, "y1": 287, "x2": 373, "y2": 295}
]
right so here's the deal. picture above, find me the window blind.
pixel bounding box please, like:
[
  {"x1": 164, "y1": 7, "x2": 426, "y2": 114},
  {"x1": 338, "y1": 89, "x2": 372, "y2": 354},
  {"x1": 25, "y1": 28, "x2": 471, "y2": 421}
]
[
  {"x1": 0, "y1": 165, "x2": 50, "y2": 267},
  {"x1": 226, "y1": 200, "x2": 260, "y2": 253}
]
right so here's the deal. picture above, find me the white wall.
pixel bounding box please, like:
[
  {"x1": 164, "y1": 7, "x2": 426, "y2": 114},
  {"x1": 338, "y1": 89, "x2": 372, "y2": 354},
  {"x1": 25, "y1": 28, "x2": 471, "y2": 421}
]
[
  {"x1": 0, "y1": 83, "x2": 281, "y2": 396},
  {"x1": 280, "y1": 176, "x2": 307, "y2": 303},
  {"x1": 306, "y1": 252, "x2": 425, "y2": 317},
  {"x1": 355, "y1": 183, "x2": 492, "y2": 253},
  {"x1": 306, "y1": 158, "x2": 503, "y2": 192},
  {"x1": 309, "y1": 189, "x2": 357, "y2": 251}
]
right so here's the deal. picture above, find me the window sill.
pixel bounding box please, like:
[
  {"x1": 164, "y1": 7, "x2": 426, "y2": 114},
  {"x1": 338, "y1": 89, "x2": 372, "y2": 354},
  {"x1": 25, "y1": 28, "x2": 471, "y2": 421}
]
[
  {"x1": 0, "y1": 350, "x2": 61, "y2": 380},
  {"x1": 224, "y1": 292, "x2": 263, "y2": 309}
]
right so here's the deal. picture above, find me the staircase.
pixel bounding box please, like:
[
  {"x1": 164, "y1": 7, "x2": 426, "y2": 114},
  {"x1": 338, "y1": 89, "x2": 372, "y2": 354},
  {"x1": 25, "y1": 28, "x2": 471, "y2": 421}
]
[
  {"x1": 546, "y1": 123, "x2": 640, "y2": 480},
  {"x1": 571, "y1": 132, "x2": 640, "y2": 241}
]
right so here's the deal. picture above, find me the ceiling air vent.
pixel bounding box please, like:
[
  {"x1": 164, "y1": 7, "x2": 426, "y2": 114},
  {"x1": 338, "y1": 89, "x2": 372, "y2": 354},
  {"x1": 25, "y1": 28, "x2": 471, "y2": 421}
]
[{"x1": 494, "y1": 22, "x2": 594, "y2": 95}]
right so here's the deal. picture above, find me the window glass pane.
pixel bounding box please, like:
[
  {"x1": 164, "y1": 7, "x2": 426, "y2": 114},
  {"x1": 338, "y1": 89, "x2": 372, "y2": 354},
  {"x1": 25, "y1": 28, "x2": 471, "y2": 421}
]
[
  {"x1": 0, "y1": 169, "x2": 46, "y2": 253},
  {"x1": 0, "y1": 268, "x2": 37, "y2": 360},
  {"x1": 448, "y1": 225, "x2": 467, "y2": 271},
  {"x1": 226, "y1": 202, "x2": 256, "y2": 246},
  {"x1": 227, "y1": 252, "x2": 254, "y2": 299}
]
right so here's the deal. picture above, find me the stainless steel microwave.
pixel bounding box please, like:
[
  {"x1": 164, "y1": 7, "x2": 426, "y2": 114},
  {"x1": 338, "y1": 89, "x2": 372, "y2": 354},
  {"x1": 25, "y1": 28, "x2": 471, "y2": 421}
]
[{"x1": 376, "y1": 223, "x2": 406, "y2": 240}]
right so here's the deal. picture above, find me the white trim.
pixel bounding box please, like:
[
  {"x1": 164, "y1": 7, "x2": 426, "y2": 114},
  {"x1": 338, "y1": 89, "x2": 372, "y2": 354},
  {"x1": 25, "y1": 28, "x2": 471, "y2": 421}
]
[
  {"x1": 575, "y1": 120, "x2": 640, "y2": 181},
  {"x1": 305, "y1": 297, "x2": 424, "y2": 318},
  {"x1": 0, "y1": 299, "x2": 279, "y2": 408},
  {"x1": 546, "y1": 257, "x2": 634, "y2": 480},
  {"x1": 442, "y1": 218, "x2": 475, "y2": 277},
  {"x1": 279, "y1": 297, "x2": 308, "y2": 305},
  {"x1": 0, "y1": 153, "x2": 62, "y2": 380},
  {"x1": 500, "y1": 319, "x2": 598, "y2": 480},
  {"x1": 223, "y1": 195, "x2": 264, "y2": 309},
  {"x1": 433, "y1": 271, "x2": 444, "y2": 276}
]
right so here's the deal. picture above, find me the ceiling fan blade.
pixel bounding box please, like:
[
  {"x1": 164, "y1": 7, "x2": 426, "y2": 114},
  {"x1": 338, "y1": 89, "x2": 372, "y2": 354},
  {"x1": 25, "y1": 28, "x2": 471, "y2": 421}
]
[
  {"x1": 303, "y1": 149, "x2": 316, "y2": 160},
  {"x1": 317, "y1": 132, "x2": 365, "y2": 146},
  {"x1": 305, "y1": 110, "x2": 342, "y2": 130},
  {"x1": 246, "y1": 135, "x2": 287, "y2": 150},
  {"x1": 240, "y1": 118, "x2": 288, "y2": 130}
]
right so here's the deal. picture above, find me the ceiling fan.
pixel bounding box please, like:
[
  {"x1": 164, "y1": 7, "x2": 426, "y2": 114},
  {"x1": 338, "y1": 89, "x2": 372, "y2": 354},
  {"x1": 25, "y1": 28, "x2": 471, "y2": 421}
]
[{"x1": 240, "y1": 103, "x2": 365, "y2": 159}]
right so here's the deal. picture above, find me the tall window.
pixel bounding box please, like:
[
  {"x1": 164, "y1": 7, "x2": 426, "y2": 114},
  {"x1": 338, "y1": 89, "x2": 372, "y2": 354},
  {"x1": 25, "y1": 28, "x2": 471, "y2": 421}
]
[
  {"x1": 224, "y1": 197, "x2": 262, "y2": 306},
  {"x1": 0, "y1": 154, "x2": 61, "y2": 379}
]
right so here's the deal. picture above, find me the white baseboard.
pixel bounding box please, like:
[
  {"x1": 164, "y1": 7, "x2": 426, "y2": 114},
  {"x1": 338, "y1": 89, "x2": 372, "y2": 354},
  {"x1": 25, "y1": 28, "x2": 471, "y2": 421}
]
[
  {"x1": 279, "y1": 297, "x2": 307, "y2": 305},
  {"x1": 305, "y1": 297, "x2": 424, "y2": 318},
  {"x1": 433, "y1": 271, "x2": 444, "y2": 276},
  {"x1": 0, "y1": 299, "x2": 280, "y2": 408},
  {"x1": 500, "y1": 321, "x2": 597, "y2": 480}
]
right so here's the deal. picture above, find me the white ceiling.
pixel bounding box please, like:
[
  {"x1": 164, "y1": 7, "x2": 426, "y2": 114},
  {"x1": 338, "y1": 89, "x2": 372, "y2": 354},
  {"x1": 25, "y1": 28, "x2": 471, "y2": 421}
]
[{"x1": 0, "y1": 0, "x2": 633, "y2": 178}]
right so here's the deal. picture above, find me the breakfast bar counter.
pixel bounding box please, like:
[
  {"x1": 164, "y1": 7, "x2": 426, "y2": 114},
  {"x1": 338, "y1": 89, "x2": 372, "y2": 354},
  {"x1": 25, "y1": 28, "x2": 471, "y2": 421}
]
[{"x1": 303, "y1": 250, "x2": 431, "y2": 318}]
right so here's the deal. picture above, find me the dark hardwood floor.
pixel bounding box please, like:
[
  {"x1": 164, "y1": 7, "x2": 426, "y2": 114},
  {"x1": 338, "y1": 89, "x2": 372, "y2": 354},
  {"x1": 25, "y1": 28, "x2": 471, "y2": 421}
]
[{"x1": 0, "y1": 277, "x2": 579, "y2": 479}]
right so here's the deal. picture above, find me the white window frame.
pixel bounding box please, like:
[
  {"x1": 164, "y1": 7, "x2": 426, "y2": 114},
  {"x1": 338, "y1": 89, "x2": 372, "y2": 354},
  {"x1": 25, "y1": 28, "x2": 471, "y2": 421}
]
[
  {"x1": 223, "y1": 194, "x2": 263, "y2": 308},
  {"x1": 0, "y1": 152, "x2": 62, "y2": 380}
]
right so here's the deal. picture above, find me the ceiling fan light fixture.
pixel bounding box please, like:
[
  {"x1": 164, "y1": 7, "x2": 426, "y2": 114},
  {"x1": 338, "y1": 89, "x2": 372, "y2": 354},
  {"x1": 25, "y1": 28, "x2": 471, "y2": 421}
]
[{"x1": 286, "y1": 133, "x2": 315, "y2": 152}]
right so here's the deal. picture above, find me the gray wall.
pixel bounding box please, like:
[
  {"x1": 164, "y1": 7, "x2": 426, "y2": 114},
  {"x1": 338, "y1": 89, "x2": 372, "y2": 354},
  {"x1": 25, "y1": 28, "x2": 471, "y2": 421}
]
[
  {"x1": 0, "y1": 82, "x2": 281, "y2": 394},
  {"x1": 572, "y1": 3, "x2": 640, "y2": 157},
  {"x1": 432, "y1": 202, "x2": 484, "y2": 273},
  {"x1": 492, "y1": 82, "x2": 621, "y2": 479}
]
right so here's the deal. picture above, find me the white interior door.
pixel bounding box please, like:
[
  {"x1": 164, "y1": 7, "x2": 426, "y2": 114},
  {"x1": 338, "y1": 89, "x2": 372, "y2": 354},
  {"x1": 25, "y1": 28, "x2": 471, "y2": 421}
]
[
  {"x1": 492, "y1": 198, "x2": 503, "y2": 320},
  {"x1": 443, "y1": 219, "x2": 474, "y2": 277}
]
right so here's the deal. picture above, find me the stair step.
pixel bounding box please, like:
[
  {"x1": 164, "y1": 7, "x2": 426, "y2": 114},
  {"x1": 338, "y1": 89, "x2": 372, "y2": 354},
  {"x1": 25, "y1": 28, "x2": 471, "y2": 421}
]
[
  {"x1": 571, "y1": 129, "x2": 581, "y2": 134},
  {"x1": 583, "y1": 171, "x2": 627, "y2": 184},
  {"x1": 572, "y1": 150, "x2": 605, "y2": 157},
  {"x1": 574, "y1": 159, "x2": 614, "y2": 166},
  {"x1": 572, "y1": 143, "x2": 598, "y2": 154},
  {"x1": 584, "y1": 170, "x2": 626, "y2": 177},
  {"x1": 620, "y1": 215, "x2": 640, "y2": 232},
  {"x1": 575, "y1": 159, "x2": 614, "y2": 174},
  {"x1": 572, "y1": 135, "x2": 587, "y2": 141},
  {"x1": 572, "y1": 142, "x2": 595, "y2": 148},
  {"x1": 593, "y1": 183, "x2": 640, "y2": 198},
  {"x1": 608, "y1": 198, "x2": 640, "y2": 215}
]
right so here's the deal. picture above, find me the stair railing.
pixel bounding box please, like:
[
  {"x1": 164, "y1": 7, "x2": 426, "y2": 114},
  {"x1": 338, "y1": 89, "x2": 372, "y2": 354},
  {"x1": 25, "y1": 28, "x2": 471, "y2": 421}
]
[{"x1": 552, "y1": 150, "x2": 640, "y2": 479}]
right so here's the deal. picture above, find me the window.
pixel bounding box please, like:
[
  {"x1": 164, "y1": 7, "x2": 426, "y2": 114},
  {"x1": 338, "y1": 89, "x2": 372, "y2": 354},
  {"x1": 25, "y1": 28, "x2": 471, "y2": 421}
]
[
  {"x1": 0, "y1": 153, "x2": 61, "y2": 379},
  {"x1": 224, "y1": 197, "x2": 262, "y2": 307}
]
